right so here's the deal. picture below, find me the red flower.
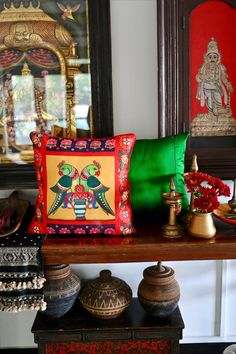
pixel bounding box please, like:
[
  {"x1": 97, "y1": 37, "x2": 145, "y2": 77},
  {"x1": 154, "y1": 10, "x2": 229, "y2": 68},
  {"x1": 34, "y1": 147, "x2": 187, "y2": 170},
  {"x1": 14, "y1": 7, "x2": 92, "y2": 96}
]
[
  {"x1": 184, "y1": 172, "x2": 230, "y2": 213},
  {"x1": 105, "y1": 139, "x2": 115, "y2": 149},
  {"x1": 89, "y1": 227, "x2": 100, "y2": 234},
  {"x1": 104, "y1": 228, "x2": 115, "y2": 234},
  {"x1": 59, "y1": 227, "x2": 70, "y2": 234},
  {"x1": 194, "y1": 195, "x2": 219, "y2": 213},
  {"x1": 47, "y1": 227, "x2": 56, "y2": 234},
  {"x1": 74, "y1": 184, "x2": 88, "y2": 199},
  {"x1": 60, "y1": 139, "x2": 72, "y2": 149},
  {"x1": 75, "y1": 140, "x2": 87, "y2": 149},
  {"x1": 90, "y1": 140, "x2": 101, "y2": 149},
  {"x1": 46, "y1": 138, "x2": 57, "y2": 148},
  {"x1": 74, "y1": 228, "x2": 86, "y2": 234}
]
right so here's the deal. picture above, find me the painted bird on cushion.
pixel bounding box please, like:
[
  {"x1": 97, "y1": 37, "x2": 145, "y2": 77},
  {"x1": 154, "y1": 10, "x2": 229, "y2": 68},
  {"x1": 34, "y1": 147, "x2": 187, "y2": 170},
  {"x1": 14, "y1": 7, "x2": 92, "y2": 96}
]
[
  {"x1": 48, "y1": 161, "x2": 79, "y2": 215},
  {"x1": 79, "y1": 161, "x2": 115, "y2": 216}
]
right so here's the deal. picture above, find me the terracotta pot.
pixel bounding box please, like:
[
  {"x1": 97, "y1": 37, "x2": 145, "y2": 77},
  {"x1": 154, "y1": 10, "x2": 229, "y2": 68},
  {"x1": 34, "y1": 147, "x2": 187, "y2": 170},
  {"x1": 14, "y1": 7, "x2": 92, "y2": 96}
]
[
  {"x1": 42, "y1": 264, "x2": 81, "y2": 318},
  {"x1": 138, "y1": 262, "x2": 180, "y2": 318},
  {"x1": 188, "y1": 212, "x2": 216, "y2": 239},
  {"x1": 80, "y1": 269, "x2": 132, "y2": 319}
]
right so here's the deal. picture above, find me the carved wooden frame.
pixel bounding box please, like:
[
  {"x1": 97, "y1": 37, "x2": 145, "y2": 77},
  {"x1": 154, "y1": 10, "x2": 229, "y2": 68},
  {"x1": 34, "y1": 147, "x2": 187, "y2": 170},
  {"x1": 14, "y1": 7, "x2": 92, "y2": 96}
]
[
  {"x1": 157, "y1": 0, "x2": 236, "y2": 179},
  {"x1": 0, "y1": 0, "x2": 113, "y2": 189}
]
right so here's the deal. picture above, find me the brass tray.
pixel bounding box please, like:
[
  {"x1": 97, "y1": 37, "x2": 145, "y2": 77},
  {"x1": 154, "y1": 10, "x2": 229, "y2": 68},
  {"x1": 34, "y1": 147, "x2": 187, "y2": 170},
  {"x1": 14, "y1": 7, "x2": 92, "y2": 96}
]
[
  {"x1": 213, "y1": 203, "x2": 236, "y2": 226},
  {"x1": 0, "y1": 191, "x2": 30, "y2": 237}
]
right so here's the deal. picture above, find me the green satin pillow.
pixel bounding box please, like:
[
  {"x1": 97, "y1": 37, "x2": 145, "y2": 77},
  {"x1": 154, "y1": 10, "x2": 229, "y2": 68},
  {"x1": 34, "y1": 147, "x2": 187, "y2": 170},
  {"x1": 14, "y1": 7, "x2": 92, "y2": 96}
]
[{"x1": 129, "y1": 132, "x2": 190, "y2": 215}]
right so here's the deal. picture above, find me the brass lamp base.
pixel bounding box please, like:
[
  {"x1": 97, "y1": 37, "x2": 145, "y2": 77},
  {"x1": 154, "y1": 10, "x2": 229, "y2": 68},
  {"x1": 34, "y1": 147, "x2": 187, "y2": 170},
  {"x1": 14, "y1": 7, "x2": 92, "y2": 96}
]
[{"x1": 161, "y1": 223, "x2": 183, "y2": 239}]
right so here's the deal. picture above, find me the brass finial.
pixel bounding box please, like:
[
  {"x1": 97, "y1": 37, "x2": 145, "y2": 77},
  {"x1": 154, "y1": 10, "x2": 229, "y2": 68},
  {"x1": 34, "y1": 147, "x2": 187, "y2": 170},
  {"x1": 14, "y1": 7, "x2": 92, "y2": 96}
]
[
  {"x1": 170, "y1": 176, "x2": 175, "y2": 197},
  {"x1": 182, "y1": 154, "x2": 198, "y2": 225},
  {"x1": 189, "y1": 154, "x2": 198, "y2": 213},
  {"x1": 191, "y1": 154, "x2": 198, "y2": 172}
]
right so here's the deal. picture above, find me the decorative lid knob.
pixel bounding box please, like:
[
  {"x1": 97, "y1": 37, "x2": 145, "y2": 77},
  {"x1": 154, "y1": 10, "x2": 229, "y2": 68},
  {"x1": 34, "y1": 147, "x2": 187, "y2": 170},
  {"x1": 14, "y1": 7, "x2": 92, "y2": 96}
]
[{"x1": 99, "y1": 269, "x2": 112, "y2": 282}]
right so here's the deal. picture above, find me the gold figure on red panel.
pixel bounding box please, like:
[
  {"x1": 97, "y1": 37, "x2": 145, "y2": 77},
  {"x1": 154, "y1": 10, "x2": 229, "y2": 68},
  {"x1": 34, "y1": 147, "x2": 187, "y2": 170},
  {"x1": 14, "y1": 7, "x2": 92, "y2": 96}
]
[{"x1": 192, "y1": 38, "x2": 236, "y2": 136}]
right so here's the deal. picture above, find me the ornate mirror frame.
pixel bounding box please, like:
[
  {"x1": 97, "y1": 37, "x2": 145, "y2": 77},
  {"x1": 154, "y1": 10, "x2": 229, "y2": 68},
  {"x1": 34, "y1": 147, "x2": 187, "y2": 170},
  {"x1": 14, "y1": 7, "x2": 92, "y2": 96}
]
[
  {"x1": 0, "y1": 0, "x2": 113, "y2": 188},
  {"x1": 157, "y1": 0, "x2": 236, "y2": 179}
]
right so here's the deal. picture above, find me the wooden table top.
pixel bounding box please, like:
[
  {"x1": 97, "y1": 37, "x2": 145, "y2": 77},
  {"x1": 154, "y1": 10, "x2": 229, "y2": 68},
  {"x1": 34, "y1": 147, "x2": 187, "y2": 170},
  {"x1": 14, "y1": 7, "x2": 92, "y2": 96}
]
[{"x1": 42, "y1": 217, "x2": 236, "y2": 265}]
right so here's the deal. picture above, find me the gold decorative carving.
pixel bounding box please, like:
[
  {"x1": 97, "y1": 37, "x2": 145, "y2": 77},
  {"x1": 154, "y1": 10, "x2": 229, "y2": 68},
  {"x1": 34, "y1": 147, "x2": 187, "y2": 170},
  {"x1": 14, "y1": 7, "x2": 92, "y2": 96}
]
[
  {"x1": 0, "y1": 1, "x2": 55, "y2": 22},
  {"x1": 55, "y1": 23, "x2": 74, "y2": 48},
  {"x1": 4, "y1": 22, "x2": 43, "y2": 47},
  {"x1": 0, "y1": 0, "x2": 87, "y2": 164}
]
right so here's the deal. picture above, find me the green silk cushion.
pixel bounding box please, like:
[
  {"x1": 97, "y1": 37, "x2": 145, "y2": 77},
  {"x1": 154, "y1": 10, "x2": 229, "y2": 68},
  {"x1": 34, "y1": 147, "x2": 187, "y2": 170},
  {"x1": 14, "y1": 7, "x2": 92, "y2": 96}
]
[{"x1": 129, "y1": 132, "x2": 190, "y2": 215}]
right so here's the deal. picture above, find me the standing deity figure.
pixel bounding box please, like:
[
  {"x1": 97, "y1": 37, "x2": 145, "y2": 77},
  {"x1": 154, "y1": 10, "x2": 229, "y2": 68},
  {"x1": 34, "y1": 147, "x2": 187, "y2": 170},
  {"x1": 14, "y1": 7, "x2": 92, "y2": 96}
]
[{"x1": 196, "y1": 37, "x2": 233, "y2": 116}]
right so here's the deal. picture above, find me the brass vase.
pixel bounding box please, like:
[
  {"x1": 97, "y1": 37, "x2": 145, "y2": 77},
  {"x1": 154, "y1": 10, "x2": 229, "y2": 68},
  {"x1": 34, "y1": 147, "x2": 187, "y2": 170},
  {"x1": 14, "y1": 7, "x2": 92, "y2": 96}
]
[{"x1": 188, "y1": 212, "x2": 216, "y2": 239}]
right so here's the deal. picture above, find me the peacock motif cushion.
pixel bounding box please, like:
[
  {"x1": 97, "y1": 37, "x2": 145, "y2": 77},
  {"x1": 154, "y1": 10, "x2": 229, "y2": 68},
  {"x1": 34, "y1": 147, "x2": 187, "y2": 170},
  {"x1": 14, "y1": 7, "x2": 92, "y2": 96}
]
[{"x1": 28, "y1": 132, "x2": 136, "y2": 235}]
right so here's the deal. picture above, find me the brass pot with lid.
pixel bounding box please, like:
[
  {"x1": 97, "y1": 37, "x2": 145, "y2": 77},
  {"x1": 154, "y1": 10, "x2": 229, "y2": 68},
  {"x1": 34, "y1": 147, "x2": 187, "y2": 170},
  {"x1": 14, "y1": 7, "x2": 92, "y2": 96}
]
[
  {"x1": 80, "y1": 269, "x2": 132, "y2": 319},
  {"x1": 138, "y1": 262, "x2": 180, "y2": 318}
]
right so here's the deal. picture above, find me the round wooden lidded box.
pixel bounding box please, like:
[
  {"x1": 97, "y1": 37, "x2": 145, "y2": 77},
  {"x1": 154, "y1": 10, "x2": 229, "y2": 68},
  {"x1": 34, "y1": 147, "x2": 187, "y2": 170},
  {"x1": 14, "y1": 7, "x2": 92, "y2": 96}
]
[
  {"x1": 80, "y1": 269, "x2": 132, "y2": 319},
  {"x1": 138, "y1": 262, "x2": 180, "y2": 318}
]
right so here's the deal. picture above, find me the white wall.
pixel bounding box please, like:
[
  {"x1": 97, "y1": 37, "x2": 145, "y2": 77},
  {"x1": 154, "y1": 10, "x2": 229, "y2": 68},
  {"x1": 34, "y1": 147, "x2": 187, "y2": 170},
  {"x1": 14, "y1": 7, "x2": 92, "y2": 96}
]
[
  {"x1": 0, "y1": 0, "x2": 236, "y2": 349},
  {"x1": 111, "y1": 0, "x2": 158, "y2": 137}
]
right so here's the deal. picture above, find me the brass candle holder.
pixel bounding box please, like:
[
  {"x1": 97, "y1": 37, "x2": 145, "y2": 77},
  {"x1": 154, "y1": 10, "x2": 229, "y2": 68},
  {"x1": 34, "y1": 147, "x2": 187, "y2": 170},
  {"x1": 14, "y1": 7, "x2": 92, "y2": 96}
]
[{"x1": 162, "y1": 176, "x2": 184, "y2": 238}]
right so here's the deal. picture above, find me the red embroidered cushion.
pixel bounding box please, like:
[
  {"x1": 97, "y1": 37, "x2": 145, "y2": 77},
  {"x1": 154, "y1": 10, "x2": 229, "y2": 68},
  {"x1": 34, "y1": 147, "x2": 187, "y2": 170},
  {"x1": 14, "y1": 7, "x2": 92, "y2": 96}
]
[{"x1": 29, "y1": 132, "x2": 136, "y2": 235}]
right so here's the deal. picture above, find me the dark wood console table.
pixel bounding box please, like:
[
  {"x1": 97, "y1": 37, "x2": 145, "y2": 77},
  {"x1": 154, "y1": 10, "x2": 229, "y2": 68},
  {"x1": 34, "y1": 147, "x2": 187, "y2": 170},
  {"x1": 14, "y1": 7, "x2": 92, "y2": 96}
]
[
  {"x1": 32, "y1": 298, "x2": 184, "y2": 354},
  {"x1": 42, "y1": 218, "x2": 236, "y2": 265},
  {"x1": 33, "y1": 217, "x2": 235, "y2": 353}
]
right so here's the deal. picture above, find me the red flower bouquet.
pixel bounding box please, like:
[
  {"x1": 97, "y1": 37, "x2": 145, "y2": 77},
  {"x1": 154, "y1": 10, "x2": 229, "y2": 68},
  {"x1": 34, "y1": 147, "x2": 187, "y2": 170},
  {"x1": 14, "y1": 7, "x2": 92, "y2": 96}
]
[{"x1": 184, "y1": 172, "x2": 230, "y2": 213}]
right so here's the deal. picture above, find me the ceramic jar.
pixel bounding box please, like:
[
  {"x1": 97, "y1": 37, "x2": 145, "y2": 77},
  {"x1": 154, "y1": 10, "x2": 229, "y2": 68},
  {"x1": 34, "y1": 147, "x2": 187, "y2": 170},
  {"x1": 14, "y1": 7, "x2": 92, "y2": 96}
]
[
  {"x1": 80, "y1": 269, "x2": 132, "y2": 319},
  {"x1": 42, "y1": 264, "x2": 81, "y2": 318},
  {"x1": 188, "y1": 212, "x2": 216, "y2": 239},
  {"x1": 138, "y1": 262, "x2": 180, "y2": 318}
]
